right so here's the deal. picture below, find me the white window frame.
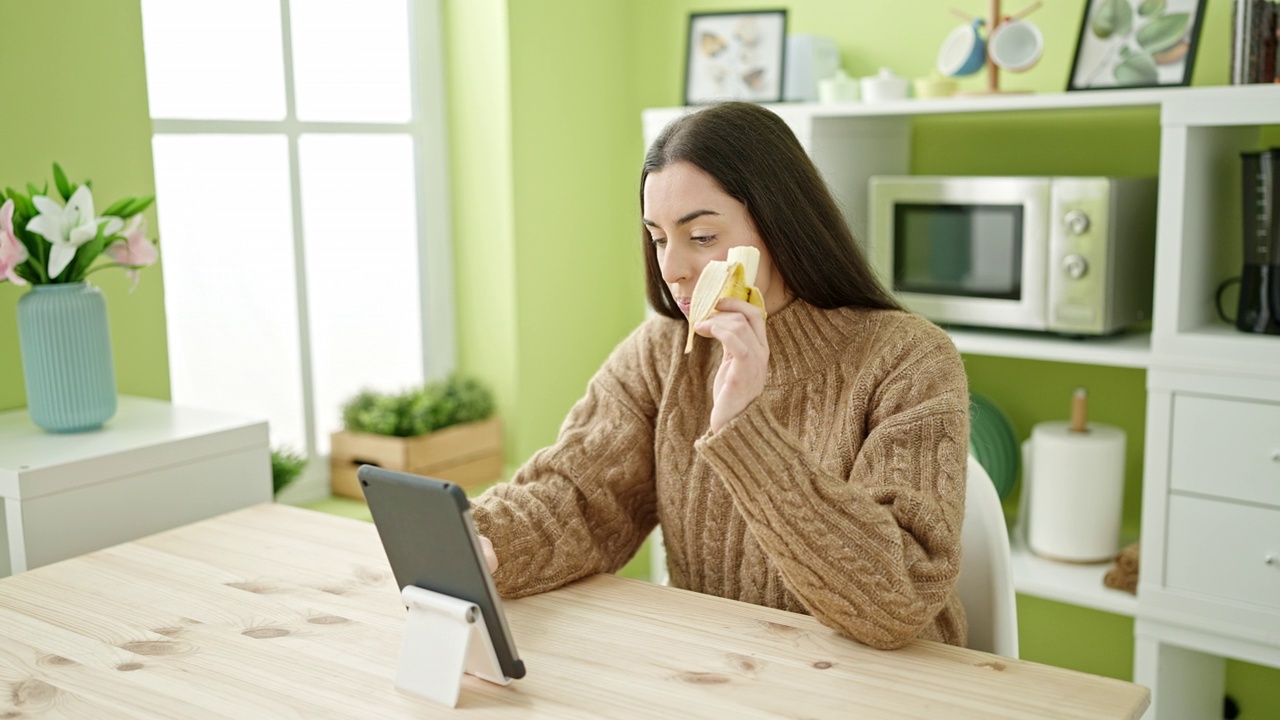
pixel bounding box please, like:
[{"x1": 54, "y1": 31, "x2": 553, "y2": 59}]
[{"x1": 146, "y1": 0, "x2": 456, "y2": 474}]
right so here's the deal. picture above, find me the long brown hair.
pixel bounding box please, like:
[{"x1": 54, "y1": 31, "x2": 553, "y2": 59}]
[{"x1": 640, "y1": 101, "x2": 901, "y2": 319}]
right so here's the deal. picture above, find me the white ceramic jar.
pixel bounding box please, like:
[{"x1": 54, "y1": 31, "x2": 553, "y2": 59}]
[
  {"x1": 860, "y1": 67, "x2": 909, "y2": 103},
  {"x1": 817, "y1": 69, "x2": 860, "y2": 104}
]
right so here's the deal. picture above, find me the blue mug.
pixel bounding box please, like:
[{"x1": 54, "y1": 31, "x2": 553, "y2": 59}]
[{"x1": 937, "y1": 19, "x2": 987, "y2": 77}]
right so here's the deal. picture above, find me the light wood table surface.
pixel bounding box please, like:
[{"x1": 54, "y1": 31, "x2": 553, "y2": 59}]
[{"x1": 0, "y1": 504, "x2": 1149, "y2": 719}]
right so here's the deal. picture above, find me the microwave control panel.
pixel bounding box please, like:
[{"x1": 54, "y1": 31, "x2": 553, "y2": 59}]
[{"x1": 1048, "y1": 178, "x2": 1157, "y2": 335}]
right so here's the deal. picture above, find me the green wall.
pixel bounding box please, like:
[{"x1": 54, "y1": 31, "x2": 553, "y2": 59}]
[
  {"x1": 0, "y1": 0, "x2": 169, "y2": 411},
  {"x1": 506, "y1": 0, "x2": 646, "y2": 460},
  {"x1": 446, "y1": 0, "x2": 645, "y2": 465},
  {"x1": 443, "y1": 0, "x2": 520, "y2": 451}
]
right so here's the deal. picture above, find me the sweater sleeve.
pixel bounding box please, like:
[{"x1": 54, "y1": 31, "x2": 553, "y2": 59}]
[
  {"x1": 694, "y1": 321, "x2": 969, "y2": 649},
  {"x1": 470, "y1": 323, "x2": 666, "y2": 598}
]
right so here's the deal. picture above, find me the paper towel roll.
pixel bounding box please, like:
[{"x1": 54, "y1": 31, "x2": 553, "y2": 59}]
[{"x1": 1025, "y1": 421, "x2": 1126, "y2": 563}]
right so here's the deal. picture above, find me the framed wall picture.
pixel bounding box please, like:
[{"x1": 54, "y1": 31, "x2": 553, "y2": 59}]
[
  {"x1": 1067, "y1": 0, "x2": 1207, "y2": 90},
  {"x1": 684, "y1": 10, "x2": 787, "y2": 105}
]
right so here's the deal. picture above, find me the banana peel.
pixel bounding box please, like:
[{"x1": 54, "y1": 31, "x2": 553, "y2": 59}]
[{"x1": 684, "y1": 245, "x2": 767, "y2": 353}]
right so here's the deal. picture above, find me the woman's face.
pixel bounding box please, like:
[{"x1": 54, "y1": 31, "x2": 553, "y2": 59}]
[{"x1": 643, "y1": 161, "x2": 788, "y2": 317}]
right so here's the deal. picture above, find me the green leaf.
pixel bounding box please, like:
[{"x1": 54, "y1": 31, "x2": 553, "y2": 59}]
[
  {"x1": 1091, "y1": 0, "x2": 1133, "y2": 40},
  {"x1": 6, "y1": 188, "x2": 35, "y2": 217},
  {"x1": 119, "y1": 195, "x2": 155, "y2": 217},
  {"x1": 1138, "y1": 0, "x2": 1166, "y2": 17},
  {"x1": 26, "y1": 182, "x2": 42, "y2": 198},
  {"x1": 14, "y1": 263, "x2": 39, "y2": 284},
  {"x1": 101, "y1": 198, "x2": 134, "y2": 217},
  {"x1": 52, "y1": 163, "x2": 73, "y2": 202},
  {"x1": 1136, "y1": 12, "x2": 1190, "y2": 54},
  {"x1": 15, "y1": 226, "x2": 44, "y2": 261},
  {"x1": 1114, "y1": 51, "x2": 1159, "y2": 85},
  {"x1": 64, "y1": 231, "x2": 112, "y2": 283}
]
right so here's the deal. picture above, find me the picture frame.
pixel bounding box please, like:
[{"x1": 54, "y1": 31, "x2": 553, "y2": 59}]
[
  {"x1": 684, "y1": 10, "x2": 788, "y2": 105},
  {"x1": 1067, "y1": 0, "x2": 1206, "y2": 91}
]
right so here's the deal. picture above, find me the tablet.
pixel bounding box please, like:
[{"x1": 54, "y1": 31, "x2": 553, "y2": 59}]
[{"x1": 357, "y1": 465, "x2": 526, "y2": 681}]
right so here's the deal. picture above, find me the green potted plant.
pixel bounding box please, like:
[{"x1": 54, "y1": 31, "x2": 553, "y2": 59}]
[
  {"x1": 330, "y1": 374, "x2": 501, "y2": 499},
  {"x1": 271, "y1": 447, "x2": 309, "y2": 497}
]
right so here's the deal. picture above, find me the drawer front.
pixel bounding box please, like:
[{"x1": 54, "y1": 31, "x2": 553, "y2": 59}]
[
  {"x1": 1166, "y1": 495, "x2": 1280, "y2": 611},
  {"x1": 1170, "y1": 394, "x2": 1280, "y2": 507},
  {"x1": 18, "y1": 447, "x2": 270, "y2": 571}
]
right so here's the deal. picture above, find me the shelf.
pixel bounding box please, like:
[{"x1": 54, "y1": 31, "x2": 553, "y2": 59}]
[
  {"x1": 798, "y1": 86, "x2": 1175, "y2": 118},
  {"x1": 1155, "y1": 324, "x2": 1280, "y2": 379},
  {"x1": 1161, "y1": 84, "x2": 1280, "y2": 127},
  {"x1": 645, "y1": 87, "x2": 1275, "y2": 128},
  {"x1": 1010, "y1": 534, "x2": 1138, "y2": 618},
  {"x1": 950, "y1": 327, "x2": 1152, "y2": 369}
]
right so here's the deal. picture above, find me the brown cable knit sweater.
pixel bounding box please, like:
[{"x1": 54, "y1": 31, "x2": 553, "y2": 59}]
[{"x1": 472, "y1": 299, "x2": 969, "y2": 650}]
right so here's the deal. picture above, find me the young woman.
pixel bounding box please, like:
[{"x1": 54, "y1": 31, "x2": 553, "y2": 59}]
[{"x1": 472, "y1": 101, "x2": 969, "y2": 650}]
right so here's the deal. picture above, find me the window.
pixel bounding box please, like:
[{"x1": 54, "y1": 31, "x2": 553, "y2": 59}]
[{"x1": 140, "y1": 0, "x2": 455, "y2": 466}]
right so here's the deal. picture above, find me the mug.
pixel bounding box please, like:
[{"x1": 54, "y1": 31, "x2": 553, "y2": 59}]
[
  {"x1": 937, "y1": 19, "x2": 987, "y2": 77},
  {"x1": 988, "y1": 18, "x2": 1044, "y2": 73},
  {"x1": 913, "y1": 74, "x2": 958, "y2": 99}
]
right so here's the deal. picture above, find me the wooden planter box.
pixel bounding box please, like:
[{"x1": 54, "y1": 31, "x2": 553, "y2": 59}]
[{"x1": 330, "y1": 417, "x2": 503, "y2": 500}]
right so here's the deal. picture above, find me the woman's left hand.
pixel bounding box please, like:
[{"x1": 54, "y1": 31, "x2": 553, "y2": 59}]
[{"x1": 694, "y1": 296, "x2": 769, "y2": 433}]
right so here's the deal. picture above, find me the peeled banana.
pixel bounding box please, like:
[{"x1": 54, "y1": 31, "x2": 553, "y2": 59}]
[{"x1": 684, "y1": 245, "x2": 767, "y2": 353}]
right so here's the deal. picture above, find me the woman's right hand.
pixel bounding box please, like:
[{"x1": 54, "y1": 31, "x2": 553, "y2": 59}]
[{"x1": 478, "y1": 534, "x2": 499, "y2": 574}]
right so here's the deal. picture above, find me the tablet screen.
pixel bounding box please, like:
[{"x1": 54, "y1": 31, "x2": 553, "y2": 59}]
[{"x1": 358, "y1": 465, "x2": 526, "y2": 680}]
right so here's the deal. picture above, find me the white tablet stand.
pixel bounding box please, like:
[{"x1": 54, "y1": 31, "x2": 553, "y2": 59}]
[{"x1": 397, "y1": 585, "x2": 511, "y2": 707}]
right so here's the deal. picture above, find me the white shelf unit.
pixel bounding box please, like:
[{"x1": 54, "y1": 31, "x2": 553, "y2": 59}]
[{"x1": 645, "y1": 85, "x2": 1280, "y2": 720}]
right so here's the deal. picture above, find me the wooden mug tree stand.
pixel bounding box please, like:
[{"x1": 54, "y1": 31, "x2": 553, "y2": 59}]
[
  {"x1": 396, "y1": 585, "x2": 511, "y2": 708},
  {"x1": 952, "y1": 0, "x2": 1043, "y2": 95}
]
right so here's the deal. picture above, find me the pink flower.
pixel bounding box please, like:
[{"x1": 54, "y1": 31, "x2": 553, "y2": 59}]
[
  {"x1": 105, "y1": 215, "x2": 158, "y2": 292},
  {"x1": 0, "y1": 199, "x2": 30, "y2": 285}
]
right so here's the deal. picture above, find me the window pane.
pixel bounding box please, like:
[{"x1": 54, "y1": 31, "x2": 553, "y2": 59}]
[
  {"x1": 152, "y1": 135, "x2": 307, "y2": 451},
  {"x1": 140, "y1": 0, "x2": 286, "y2": 120},
  {"x1": 290, "y1": 0, "x2": 412, "y2": 122},
  {"x1": 299, "y1": 134, "x2": 422, "y2": 453}
]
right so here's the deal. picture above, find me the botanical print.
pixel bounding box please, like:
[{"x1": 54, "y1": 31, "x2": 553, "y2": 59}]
[{"x1": 1070, "y1": 0, "x2": 1203, "y2": 89}]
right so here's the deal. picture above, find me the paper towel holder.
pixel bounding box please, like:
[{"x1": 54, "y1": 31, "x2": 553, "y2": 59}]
[
  {"x1": 1070, "y1": 386, "x2": 1090, "y2": 433},
  {"x1": 1021, "y1": 385, "x2": 1128, "y2": 564}
]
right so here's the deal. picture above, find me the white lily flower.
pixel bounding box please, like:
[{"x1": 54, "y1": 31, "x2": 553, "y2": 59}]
[{"x1": 26, "y1": 186, "x2": 124, "y2": 278}]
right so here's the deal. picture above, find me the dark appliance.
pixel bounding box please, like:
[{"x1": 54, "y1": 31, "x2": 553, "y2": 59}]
[{"x1": 1238, "y1": 148, "x2": 1280, "y2": 335}]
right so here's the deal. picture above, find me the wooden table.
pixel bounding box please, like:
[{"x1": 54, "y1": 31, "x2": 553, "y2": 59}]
[{"x1": 0, "y1": 504, "x2": 1149, "y2": 719}]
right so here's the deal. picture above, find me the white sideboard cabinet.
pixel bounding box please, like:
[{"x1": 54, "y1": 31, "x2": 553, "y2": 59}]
[
  {"x1": 643, "y1": 84, "x2": 1280, "y2": 720},
  {"x1": 0, "y1": 395, "x2": 271, "y2": 576}
]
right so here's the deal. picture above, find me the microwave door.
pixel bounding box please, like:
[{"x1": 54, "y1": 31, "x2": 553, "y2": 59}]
[{"x1": 875, "y1": 177, "x2": 1050, "y2": 331}]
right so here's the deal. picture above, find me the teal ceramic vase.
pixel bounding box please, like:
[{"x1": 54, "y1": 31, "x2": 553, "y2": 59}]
[{"x1": 16, "y1": 282, "x2": 118, "y2": 432}]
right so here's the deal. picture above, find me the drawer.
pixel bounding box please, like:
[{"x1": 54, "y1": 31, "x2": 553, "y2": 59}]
[
  {"x1": 1165, "y1": 495, "x2": 1280, "y2": 611},
  {"x1": 1170, "y1": 394, "x2": 1280, "y2": 507}
]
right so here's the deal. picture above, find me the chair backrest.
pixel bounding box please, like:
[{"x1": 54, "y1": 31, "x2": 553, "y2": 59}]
[{"x1": 958, "y1": 455, "x2": 1019, "y2": 658}]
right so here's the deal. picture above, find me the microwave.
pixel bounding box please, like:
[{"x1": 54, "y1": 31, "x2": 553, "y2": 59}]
[{"x1": 867, "y1": 176, "x2": 1158, "y2": 335}]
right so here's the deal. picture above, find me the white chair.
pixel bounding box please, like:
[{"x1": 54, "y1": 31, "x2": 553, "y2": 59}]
[{"x1": 958, "y1": 455, "x2": 1020, "y2": 658}]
